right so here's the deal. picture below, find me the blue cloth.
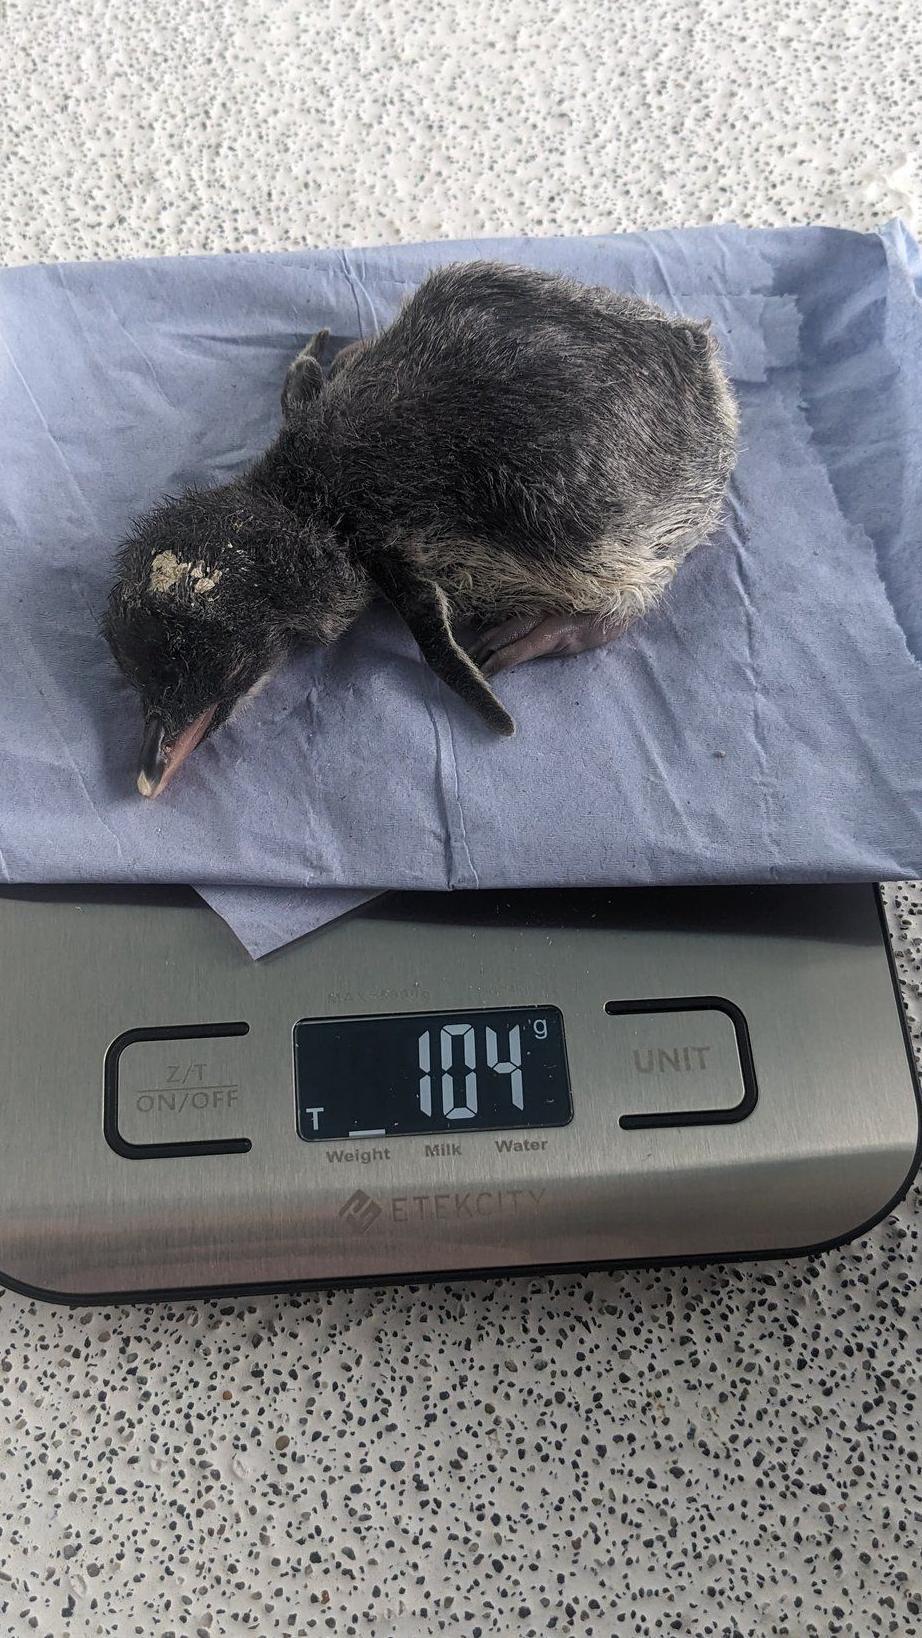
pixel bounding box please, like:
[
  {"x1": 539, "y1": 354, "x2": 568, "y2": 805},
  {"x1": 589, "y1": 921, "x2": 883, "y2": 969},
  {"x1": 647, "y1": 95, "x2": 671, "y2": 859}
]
[{"x1": 0, "y1": 223, "x2": 920, "y2": 956}]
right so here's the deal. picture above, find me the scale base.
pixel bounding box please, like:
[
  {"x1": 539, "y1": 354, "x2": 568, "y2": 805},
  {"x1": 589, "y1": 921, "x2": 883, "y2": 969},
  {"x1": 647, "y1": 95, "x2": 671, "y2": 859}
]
[{"x1": 0, "y1": 883, "x2": 917, "y2": 1304}]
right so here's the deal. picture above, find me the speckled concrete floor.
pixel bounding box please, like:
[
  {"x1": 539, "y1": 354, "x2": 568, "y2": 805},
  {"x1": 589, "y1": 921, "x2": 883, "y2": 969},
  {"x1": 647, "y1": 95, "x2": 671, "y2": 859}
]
[{"x1": 1, "y1": 2, "x2": 921, "y2": 1633}]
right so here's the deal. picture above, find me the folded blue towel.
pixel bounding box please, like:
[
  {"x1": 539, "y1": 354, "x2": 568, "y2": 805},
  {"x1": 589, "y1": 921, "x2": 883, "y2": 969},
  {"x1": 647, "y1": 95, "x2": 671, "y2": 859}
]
[{"x1": 1, "y1": 222, "x2": 919, "y2": 955}]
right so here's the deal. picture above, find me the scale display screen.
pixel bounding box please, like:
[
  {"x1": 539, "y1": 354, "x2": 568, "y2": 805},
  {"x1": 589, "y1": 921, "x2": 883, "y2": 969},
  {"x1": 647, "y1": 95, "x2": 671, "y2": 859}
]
[{"x1": 294, "y1": 1006, "x2": 572, "y2": 1142}]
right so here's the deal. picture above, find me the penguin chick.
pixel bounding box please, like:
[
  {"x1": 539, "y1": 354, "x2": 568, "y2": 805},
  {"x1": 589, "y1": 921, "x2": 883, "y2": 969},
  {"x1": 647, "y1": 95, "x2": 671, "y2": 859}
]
[{"x1": 102, "y1": 262, "x2": 738, "y2": 796}]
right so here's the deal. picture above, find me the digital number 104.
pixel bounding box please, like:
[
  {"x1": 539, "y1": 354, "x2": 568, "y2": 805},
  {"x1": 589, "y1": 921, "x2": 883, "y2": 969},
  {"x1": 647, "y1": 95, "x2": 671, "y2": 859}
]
[{"x1": 417, "y1": 1018, "x2": 548, "y2": 1122}]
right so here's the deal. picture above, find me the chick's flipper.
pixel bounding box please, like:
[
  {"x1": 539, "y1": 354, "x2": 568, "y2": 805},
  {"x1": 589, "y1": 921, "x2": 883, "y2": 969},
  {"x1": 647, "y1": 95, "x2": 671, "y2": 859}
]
[
  {"x1": 281, "y1": 335, "x2": 327, "y2": 419},
  {"x1": 367, "y1": 553, "x2": 515, "y2": 736}
]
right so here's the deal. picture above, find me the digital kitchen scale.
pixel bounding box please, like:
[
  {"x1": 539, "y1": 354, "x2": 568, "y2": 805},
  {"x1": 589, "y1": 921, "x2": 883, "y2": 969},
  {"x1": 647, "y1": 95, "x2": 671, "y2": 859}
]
[{"x1": 0, "y1": 883, "x2": 918, "y2": 1305}]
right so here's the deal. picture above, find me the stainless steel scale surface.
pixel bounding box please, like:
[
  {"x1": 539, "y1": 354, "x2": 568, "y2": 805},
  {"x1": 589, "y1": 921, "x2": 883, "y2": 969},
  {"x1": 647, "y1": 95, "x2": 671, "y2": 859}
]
[{"x1": 0, "y1": 884, "x2": 917, "y2": 1304}]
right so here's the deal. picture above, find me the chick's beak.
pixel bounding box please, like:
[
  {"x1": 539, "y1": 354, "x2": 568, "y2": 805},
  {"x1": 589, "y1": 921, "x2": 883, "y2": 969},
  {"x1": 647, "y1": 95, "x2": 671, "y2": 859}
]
[{"x1": 137, "y1": 706, "x2": 217, "y2": 798}]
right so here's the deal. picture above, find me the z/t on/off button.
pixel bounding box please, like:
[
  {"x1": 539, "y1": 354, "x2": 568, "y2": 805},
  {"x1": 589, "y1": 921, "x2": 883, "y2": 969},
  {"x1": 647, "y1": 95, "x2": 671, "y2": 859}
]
[
  {"x1": 605, "y1": 998, "x2": 758, "y2": 1129},
  {"x1": 104, "y1": 1023, "x2": 252, "y2": 1158}
]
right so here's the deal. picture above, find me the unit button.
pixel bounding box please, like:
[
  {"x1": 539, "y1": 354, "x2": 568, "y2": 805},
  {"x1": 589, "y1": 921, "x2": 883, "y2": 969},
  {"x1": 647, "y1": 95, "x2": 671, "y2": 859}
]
[
  {"x1": 605, "y1": 999, "x2": 758, "y2": 1129},
  {"x1": 104, "y1": 1024, "x2": 252, "y2": 1158}
]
